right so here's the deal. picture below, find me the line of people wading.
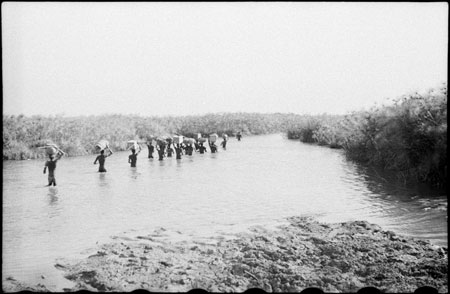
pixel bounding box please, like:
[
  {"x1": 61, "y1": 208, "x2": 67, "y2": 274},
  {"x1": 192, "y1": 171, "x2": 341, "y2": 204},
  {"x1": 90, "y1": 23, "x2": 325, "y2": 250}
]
[{"x1": 41, "y1": 132, "x2": 242, "y2": 186}]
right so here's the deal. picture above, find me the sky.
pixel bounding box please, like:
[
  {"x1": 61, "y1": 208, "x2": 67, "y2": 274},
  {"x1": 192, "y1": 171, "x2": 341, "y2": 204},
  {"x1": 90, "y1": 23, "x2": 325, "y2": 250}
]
[{"x1": 2, "y1": 2, "x2": 448, "y2": 117}]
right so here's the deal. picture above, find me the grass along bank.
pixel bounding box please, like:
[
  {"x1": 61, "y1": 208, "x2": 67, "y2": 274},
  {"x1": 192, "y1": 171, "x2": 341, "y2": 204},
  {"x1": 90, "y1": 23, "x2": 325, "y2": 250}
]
[
  {"x1": 3, "y1": 112, "x2": 304, "y2": 160},
  {"x1": 287, "y1": 84, "x2": 447, "y2": 189}
]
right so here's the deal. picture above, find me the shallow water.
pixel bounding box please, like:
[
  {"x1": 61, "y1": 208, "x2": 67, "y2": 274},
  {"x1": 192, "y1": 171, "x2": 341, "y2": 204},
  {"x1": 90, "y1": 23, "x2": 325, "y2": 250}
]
[{"x1": 2, "y1": 134, "x2": 447, "y2": 289}]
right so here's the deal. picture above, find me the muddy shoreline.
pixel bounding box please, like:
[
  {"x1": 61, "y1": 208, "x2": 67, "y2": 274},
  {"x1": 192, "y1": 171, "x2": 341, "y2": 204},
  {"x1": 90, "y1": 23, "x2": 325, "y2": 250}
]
[{"x1": 3, "y1": 216, "x2": 447, "y2": 292}]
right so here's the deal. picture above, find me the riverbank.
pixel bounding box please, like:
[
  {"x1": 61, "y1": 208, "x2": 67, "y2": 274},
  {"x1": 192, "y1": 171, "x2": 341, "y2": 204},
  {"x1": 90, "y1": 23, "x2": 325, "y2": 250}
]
[
  {"x1": 286, "y1": 85, "x2": 447, "y2": 189},
  {"x1": 3, "y1": 216, "x2": 447, "y2": 292}
]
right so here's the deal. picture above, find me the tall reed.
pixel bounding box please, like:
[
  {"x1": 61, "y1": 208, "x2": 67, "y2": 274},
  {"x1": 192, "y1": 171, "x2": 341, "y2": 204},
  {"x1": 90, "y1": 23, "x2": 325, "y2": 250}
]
[
  {"x1": 285, "y1": 84, "x2": 447, "y2": 188},
  {"x1": 3, "y1": 112, "x2": 306, "y2": 160}
]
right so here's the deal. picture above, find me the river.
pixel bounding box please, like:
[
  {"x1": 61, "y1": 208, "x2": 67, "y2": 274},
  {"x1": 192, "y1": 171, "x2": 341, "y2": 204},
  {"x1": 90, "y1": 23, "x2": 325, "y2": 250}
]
[{"x1": 2, "y1": 134, "x2": 447, "y2": 290}]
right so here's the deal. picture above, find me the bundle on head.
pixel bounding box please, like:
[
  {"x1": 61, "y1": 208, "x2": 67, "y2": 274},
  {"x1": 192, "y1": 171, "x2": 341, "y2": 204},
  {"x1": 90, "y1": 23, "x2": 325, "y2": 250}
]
[
  {"x1": 209, "y1": 133, "x2": 219, "y2": 143},
  {"x1": 95, "y1": 140, "x2": 109, "y2": 152},
  {"x1": 127, "y1": 140, "x2": 139, "y2": 150}
]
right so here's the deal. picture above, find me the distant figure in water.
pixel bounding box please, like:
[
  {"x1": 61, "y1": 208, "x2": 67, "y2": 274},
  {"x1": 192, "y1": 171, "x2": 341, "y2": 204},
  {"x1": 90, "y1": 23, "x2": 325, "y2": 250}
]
[
  {"x1": 156, "y1": 143, "x2": 166, "y2": 161},
  {"x1": 209, "y1": 141, "x2": 218, "y2": 153},
  {"x1": 128, "y1": 147, "x2": 141, "y2": 167},
  {"x1": 174, "y1": 143, "x2": 183, "y2": 160},
  {"x1": 43, "y1": 149, "x2": 65, "y2": 186},
  {"x1": 236, "y1": 131, "x2": 242, "y2": 141},
  {"x1": 185, "y1": 144, "x2": 194, "y2": 156},
  {"x1": 167, "y1": 143, "x2": 174, "y2": 157},
  {"x1": 221, "y1": 138, "x2": 227, "y2": 150},
  {"x1": 94, "y1": 147, "x2": 113, "y2": 172},
  {"x1": 147, "y1": 143, "x2": 154, "y2": 159},
  {"x1": 198, "y1": 143, "x2": 207, "y2": 154}
]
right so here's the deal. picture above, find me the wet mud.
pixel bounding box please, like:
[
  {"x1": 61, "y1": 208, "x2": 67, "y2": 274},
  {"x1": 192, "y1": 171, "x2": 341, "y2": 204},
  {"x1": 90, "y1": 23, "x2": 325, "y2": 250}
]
[{"x1": 3, "y1": 216, "x2": 447, "y2": 292}]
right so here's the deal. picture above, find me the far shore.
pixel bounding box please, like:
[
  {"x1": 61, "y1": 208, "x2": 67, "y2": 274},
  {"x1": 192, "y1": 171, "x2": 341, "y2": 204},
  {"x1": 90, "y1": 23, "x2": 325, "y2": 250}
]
[{"x1": 3, "y1": 216, "x2": 447, "y2": 293}]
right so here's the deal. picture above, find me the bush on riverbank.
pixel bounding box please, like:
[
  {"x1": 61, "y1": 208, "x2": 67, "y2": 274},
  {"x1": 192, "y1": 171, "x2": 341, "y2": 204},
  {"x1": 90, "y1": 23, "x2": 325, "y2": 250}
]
[
  {"x1": 286, "y1": 83, "x2": 447, "y2": 188},
  {"x1": 286, "y1": 114, "x2": 349, "y2": 148},
  {"x1": 286, "y1": 116, "x2": 321, "y2": 142},
  {"x1": 2, "y1": 112, "x2": 306, "y2": 160}
]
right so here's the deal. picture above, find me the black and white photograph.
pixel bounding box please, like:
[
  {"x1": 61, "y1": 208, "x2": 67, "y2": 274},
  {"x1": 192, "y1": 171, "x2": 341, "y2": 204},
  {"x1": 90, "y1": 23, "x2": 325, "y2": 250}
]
[{"x1": 2, "y1": 2, "x2": 448, "y2": 292}]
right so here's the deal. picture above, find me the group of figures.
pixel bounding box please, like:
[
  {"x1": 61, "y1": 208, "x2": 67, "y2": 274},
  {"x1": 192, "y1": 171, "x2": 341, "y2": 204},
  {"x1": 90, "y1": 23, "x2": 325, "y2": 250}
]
[
  {"x1": 42, "y1": 132, "x2": 243, "y2": 186},
  {"x1": 127, "y1": 134, "x2": 228, "y2": 168}
]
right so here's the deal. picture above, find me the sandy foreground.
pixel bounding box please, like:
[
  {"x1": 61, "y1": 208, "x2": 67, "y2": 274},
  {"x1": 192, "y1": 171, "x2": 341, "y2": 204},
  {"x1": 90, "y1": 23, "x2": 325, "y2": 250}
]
[{"x1": 3, "y1": 216, "x2": 448, "y2": 292}]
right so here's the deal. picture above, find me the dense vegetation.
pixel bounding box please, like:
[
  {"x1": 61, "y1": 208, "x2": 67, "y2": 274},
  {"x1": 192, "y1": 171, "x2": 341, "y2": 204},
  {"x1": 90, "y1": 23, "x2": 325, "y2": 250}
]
[
  {"x1": 3, "y1": 112, "x2": 304, "y2": 160},
  {"x1": 4, "y1": 84, "x2": 447, "y2": 188},
  {"x1": 286, "y1": 84, "x2": 447, "y2": 188}
]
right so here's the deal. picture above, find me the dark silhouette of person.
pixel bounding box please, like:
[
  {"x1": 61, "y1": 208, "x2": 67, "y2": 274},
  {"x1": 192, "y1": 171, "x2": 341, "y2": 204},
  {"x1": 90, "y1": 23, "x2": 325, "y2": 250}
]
[
  {"x1": 185, "y1": 144, "x2": 194, "y2": 156},
  {"x1": 198, "y1": 143, "x2": 207, "y2": 154},
  {"x1": 236, "y1": 131, "x2": 242, "y2": 141},
  {"x1": 147, "y1": 143, "x2": 154, "y2": 158},
  {"x1": 166, "y1": 143, "x2": 174, "y2": 157},
  {"x1": 156, "y1": 143, "x2": 166, "y2": 161},
  {"x1": 94, "y1": 147, "x2": 113, "y2": 172},
  {"x1": 209, "y1": 141, "x2": 218, "y2": 153},
  {"x1": 174, "y1": 144, "x2": 183, "y2": 160},
  {"x1": 221, "y1": 139, "x2": 227, "y2": 150},
  {"x1": 43, "y1": 150, "x2": 64, "y2": 186},
  {"x1": 128, "y1": 147, "x2": 141, "y2": 167}
]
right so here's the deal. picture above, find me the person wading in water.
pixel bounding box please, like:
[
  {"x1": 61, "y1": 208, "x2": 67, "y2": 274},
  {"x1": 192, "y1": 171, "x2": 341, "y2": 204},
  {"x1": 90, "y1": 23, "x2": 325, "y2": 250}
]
[
  {"x1": 43, "y1": 149, "x2": 65, "y2": 186},
  {"x1": 198, "y1": 142, "x2": 207, "y2": 154},
  {"x1": 221, "y1": 137, "x2": 227, "y2": 150},
  {"x1": 167, "y1": 143, "x2": 174, "y2": 157},
  {"x1": 185, "y1": 143, "x2": 194, "y2": 156},
  {"x1": 174, "y1": 143, "x2": 183, "y2": 160},
  {"x1": 94, "y1": 147, "x2": 113, "y2": 172},
  {"x1": 209, "y1": 141, "x2": 218, "y2": 153},
  {"x1": 147, "y1": 143, "x2": 154, "y2": 159},
  {"x1": 156, "y1": 142, "x2": 166, "y2": 161},
  {"x1": 128, "y1": 147, "x2": 141, "y2": 167}
]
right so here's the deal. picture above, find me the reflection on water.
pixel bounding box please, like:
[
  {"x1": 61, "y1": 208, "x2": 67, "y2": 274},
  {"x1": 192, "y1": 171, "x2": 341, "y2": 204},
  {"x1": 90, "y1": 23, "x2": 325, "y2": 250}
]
[
  {"x1": 353, "y1": 163, "x2": 445, "y2": 198},
  {"x1": 2, "y1": 134, "x2": 447, "y2": 290},
  {"x1": 325, "y1": 156, "x2": 447, "y2": 246},
  {"x1": 351, "y1": 163, "x2": 447, "y2": 245},
  {"x1": 47, "y1": 188, "x2": 61, "y2": 220},
  {"x1": 47, "y1": 187, "x2": 58, "y2": 206},
  {"x1": 95, "y1": 174, "x2": 109, "y2": 190}
]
